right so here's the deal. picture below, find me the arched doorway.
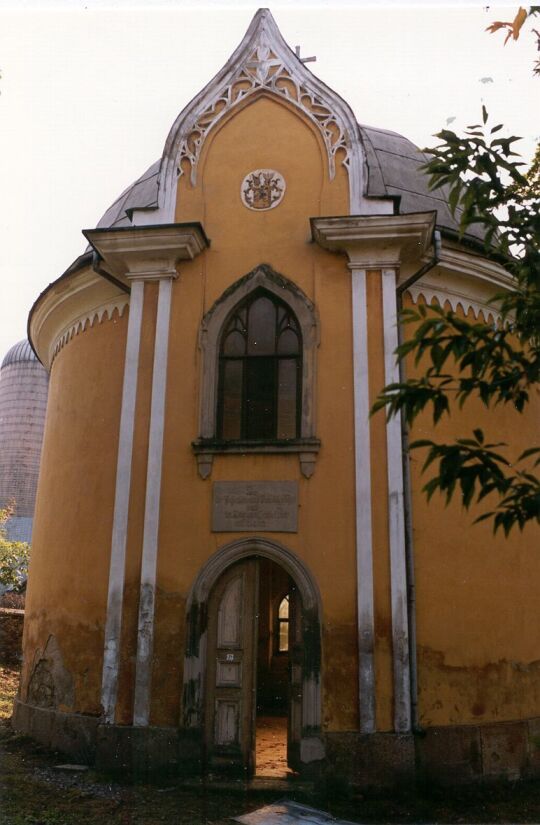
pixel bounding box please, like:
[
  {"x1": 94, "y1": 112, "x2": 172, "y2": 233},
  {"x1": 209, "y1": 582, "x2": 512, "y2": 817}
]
[{"x1": 182, "y1": 538, "x2": 323, "y2": 778}]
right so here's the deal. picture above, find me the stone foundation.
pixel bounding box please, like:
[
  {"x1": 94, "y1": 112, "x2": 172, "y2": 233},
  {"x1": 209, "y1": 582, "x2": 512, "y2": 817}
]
[
  {"x1": 416, "y1": 719, "x2": 540, "y2": 784},
  {"x1": 325, "y1": 731, "x2": 415, "y2": 788},
  {"x1": 11, "y1": 698, "x2": 540, "y2": 785},
  {"x1": 96, "y1": 725, "x2": 202, "y2": 778},
  {"x1": 12, "y1": 699, "x2": 99, "y2": 762}
]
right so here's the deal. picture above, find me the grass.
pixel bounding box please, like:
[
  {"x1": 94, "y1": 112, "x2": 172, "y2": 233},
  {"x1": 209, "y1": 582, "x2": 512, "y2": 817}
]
[
  {"x1": 0, "y1": 665, "x2": 19, "y2": 720},
  {"x1": 3, "y1": 663, "x2": 540, "y2": 823}
]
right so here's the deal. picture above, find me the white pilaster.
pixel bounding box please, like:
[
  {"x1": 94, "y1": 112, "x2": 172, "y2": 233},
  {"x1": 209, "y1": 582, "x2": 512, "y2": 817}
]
[
  {"x1": 85, "y1": 224, "x2": 209, "y2": 728},
  {"x1": 133, "y1": 276, "x2": 174, "y2": 726},
  {"x1": 382, "y1": 268, "x2": 411, "y2": 733},
  {"x1": 101, "y1": 279, "x2": 144, "y2": 723},
  {"x1": 311, "y1": 214, "x2": 435, "y2": 736},
  {"x1": 350, "y1": 266, "x2": 376, "y2": 733}
]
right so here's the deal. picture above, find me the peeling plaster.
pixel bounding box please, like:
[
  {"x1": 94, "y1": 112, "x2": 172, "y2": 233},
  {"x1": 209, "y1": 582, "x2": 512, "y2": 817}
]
[{"x1": 27, "y1": 635, "x2": 74, "y2": 711}]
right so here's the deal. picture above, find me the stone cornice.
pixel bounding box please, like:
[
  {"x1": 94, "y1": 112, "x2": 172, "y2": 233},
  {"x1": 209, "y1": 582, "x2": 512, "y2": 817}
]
[
  {"x1": 29, "y1": 266, "x2": 129, "y2": 369},
  {"x1": 405, "y1": 240, "x2": 514, "y2": 323},
  {"x1": 83, "y1": 223, "x2": 209, "y2": 285},
  {"x1": 438, "y1": 244, "x2": 512, "y2": 291},
  {"x1": 310, "y1": 212, "x2": 436, "y2": 267}
]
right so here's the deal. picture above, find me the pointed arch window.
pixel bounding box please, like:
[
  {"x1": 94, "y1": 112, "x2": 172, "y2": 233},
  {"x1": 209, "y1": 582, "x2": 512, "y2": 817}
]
[
  {"x1": 192, "y1": 264, "x2": 320, "y2": 478},
  {"x1": 218, "y1": 290, "x2": 301, "y2": 441},
  {"x1": 276, "y1": 594, "x2": 290, "y2": 653}
]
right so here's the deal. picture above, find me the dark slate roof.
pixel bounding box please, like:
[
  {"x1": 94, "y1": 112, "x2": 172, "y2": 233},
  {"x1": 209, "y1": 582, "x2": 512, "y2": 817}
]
[
  {"x1": 2, "y1": 339, "x2": 38, "y2": 369},
  {"x1": 92, "y1": 126, "x2": 482, "y2": 242},
  {"x1": 358, "y1": 123, "x2": 483, "y2": 241},
  {"x1": 95, "y1": 160, "x2": 160, "y2": 229}
]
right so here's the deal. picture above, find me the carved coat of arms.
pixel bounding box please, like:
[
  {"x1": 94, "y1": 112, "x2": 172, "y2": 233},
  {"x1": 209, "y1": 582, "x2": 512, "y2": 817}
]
[{"x1": 241, "y1": 169, "x2": 286, "y2": 211}]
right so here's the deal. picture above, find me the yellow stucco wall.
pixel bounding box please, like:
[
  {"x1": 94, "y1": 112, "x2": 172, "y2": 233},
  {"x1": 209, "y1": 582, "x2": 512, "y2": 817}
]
[
  {"x1": 21, "y1": 309, "x2": 127, "y2": 714},
  {"x1": 403, "y1": 294, "x2": 540, "y2": 727}
]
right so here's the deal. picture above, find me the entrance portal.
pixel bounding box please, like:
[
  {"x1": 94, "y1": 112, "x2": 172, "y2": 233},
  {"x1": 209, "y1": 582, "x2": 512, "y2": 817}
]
[
  {"x1": 183, "y1": 538, "x2": 323, "y2": 779},
  {"x1": 204, "y1": 557, "x2": 301, "y2": 777}
]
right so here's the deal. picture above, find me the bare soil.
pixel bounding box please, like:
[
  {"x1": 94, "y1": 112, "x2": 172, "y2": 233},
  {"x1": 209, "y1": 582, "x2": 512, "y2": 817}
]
[
  {"x1": 3, "y1": 663, "x2": 540, "y2": 824},
  {"x1": 256, "y1": 716, "x2": 291, "y2": 777}
]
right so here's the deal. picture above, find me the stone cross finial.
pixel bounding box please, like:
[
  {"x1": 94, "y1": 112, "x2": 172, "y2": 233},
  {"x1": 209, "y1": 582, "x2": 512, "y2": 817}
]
[{"x1": 295, "y1": 45, "x2": 316, "y2": 64}]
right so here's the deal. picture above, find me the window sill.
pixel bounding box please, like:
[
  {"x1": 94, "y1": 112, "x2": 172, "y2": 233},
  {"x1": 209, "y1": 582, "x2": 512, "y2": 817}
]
[{"x1": 192, "y1": 438, "x2": 321, "y2": 479}]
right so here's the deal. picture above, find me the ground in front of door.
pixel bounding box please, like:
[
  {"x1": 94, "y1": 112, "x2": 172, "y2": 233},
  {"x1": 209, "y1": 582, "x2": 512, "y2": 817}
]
[{"x1": 3, "y1": 663, "x2": 540, "y2": 824}]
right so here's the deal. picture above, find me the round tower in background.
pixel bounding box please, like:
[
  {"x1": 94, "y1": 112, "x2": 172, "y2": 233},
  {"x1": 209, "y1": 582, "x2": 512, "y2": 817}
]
[{"x1": 0, "y1": 340, "x2": 49, "y2": 543}]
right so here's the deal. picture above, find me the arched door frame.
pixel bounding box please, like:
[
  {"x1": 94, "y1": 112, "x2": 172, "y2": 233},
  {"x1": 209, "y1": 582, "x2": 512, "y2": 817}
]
[{"x1": 182, "y1": 537, "x2": 324, "y2": 766}]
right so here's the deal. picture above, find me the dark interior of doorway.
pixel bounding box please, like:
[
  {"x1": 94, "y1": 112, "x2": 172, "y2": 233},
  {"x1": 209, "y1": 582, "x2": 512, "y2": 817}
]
[{"x1": 255, "y1": 558, "x2": 294, "y2": 778}]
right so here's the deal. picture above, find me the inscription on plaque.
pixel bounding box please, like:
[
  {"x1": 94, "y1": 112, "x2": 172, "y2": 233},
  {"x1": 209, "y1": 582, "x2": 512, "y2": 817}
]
[{"x1": 212, "y1": 482, "x2": 298, "y2": 533}]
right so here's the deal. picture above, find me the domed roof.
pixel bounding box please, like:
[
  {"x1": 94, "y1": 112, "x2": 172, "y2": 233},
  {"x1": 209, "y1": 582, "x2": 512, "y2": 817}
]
[
  {"x1": 95, "y1": 160, "x2": 160, "y2": 230},
  {"x1": 92, "y1": 126, "x2": 482, "y2": 244},
  {"x1": 358, "y1": 124, "x2": 482, "y2": 242},
  {"x1": 1, "y1": 339, "x2": 39, "y2": 370}
]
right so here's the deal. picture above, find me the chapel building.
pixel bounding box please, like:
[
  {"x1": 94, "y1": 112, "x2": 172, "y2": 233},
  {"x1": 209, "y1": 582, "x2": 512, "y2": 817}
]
[{"x1": 14, "y1": 9, "x2": 540, "y2": 785}]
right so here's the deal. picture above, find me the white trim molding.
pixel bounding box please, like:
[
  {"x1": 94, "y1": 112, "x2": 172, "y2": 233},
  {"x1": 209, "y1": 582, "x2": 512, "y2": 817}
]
[
  {"x1": 133, "y1": 276, "x2": 174, "y2": 726},
  {"x1": 130, "y1": 9, "x2": 392, "y2": 225},
  {"x1": 382, "y1": 268, "x2": 411, "y2": 734},
  {"x1": 51, "y1": 299, "x2": 129, "y2": 363},
  {"x1": 29, "y1": 267, "x2": 129, "y2": 370},
  {"x1": 101, "y1": 280, "x2": 144, "y2": 724},
  {"x1": 350, "y1": 266, "x2": 376, "y2": 733},
  {"x1": 406, "y1": 243, "x2": 513, "y2": 323}
]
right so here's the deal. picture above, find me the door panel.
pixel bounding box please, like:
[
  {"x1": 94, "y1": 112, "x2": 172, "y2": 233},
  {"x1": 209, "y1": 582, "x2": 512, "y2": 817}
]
[
  {"x1": 205, "y1": 559, "x2": 258, "y2": 775},
  {"x1": 287, "y1": 583, "x2": 303, "y2": 771}
]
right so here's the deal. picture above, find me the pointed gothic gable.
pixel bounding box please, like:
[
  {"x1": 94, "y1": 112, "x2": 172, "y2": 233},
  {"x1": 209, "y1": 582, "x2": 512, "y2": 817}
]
[{"x1": 129, "y1": 9, "x2": 391, "y2": 226}]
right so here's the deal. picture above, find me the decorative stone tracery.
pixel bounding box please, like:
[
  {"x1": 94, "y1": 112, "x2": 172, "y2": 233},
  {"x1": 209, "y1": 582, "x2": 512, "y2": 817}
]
[
  {"x1": 176, "y1": 33, "x2": 350, "y2": 187},
  {"x1": 138, "y1": 9, "x2": 375, "y2": 226},
  {"x1": 51, "y1": 299, "x2": 129, "y2": 364},
  {"x1": 406, "y1": 285, "x2": 500, "y2": 324}
]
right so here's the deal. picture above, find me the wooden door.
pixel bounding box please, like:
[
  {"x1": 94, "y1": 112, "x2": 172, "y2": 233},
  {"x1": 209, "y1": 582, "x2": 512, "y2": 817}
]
[
  {"x1": 205, "y1": 559, "x2": 258, "y2": 776},
  {"x1": 287, "y1": 583, "x2": 303, "y2": 771}
]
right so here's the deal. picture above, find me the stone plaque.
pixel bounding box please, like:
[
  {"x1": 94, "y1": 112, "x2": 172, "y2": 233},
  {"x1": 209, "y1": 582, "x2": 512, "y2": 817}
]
[{"x1": 212, "y1": 481, "x2": 298, "y2": 533}]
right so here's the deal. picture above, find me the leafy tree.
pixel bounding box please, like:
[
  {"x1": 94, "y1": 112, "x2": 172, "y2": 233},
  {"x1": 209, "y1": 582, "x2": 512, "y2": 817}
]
[
  {"x1": 486, "y1": 5, "x2": 540, "y2": 75},
  {"x1": 0, "y1": 503, "x2": 30, "y2": 594},
  {"x1": 373, "y1": 8, "x2": 540, "y2": 535}
]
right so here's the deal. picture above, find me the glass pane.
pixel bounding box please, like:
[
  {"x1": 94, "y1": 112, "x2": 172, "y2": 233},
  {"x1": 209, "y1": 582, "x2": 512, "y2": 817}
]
[
  {"x1": 279, "y1": 620, "x2": 289, "y2": 652},
  {"x1": 277, "y1": 359, "x2": 297, "y2": 439},
  {"x1": 247, "y1": 296, "x2": 276, "y2": 355},
  {"x1": 223, "y1": 329, "x2": 246, "y2": 356},
  {"x1": 277, "y1": 328, "x2": 299, "y2": 355},
  {"x1": 278, "y1": 595, "x2": 289, "y2": 619},
  {"x1": 221, "y1": 360, "x2": 243, "y2": 439},
  {"x1": 245, "y1": 357, "x2": 275, "y2": 439}
]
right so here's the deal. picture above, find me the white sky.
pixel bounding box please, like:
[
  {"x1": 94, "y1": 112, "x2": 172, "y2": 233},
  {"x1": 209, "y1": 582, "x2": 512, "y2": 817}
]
[{"x1": 0, "y1": 1, "x2": 538, "y2": 359}]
